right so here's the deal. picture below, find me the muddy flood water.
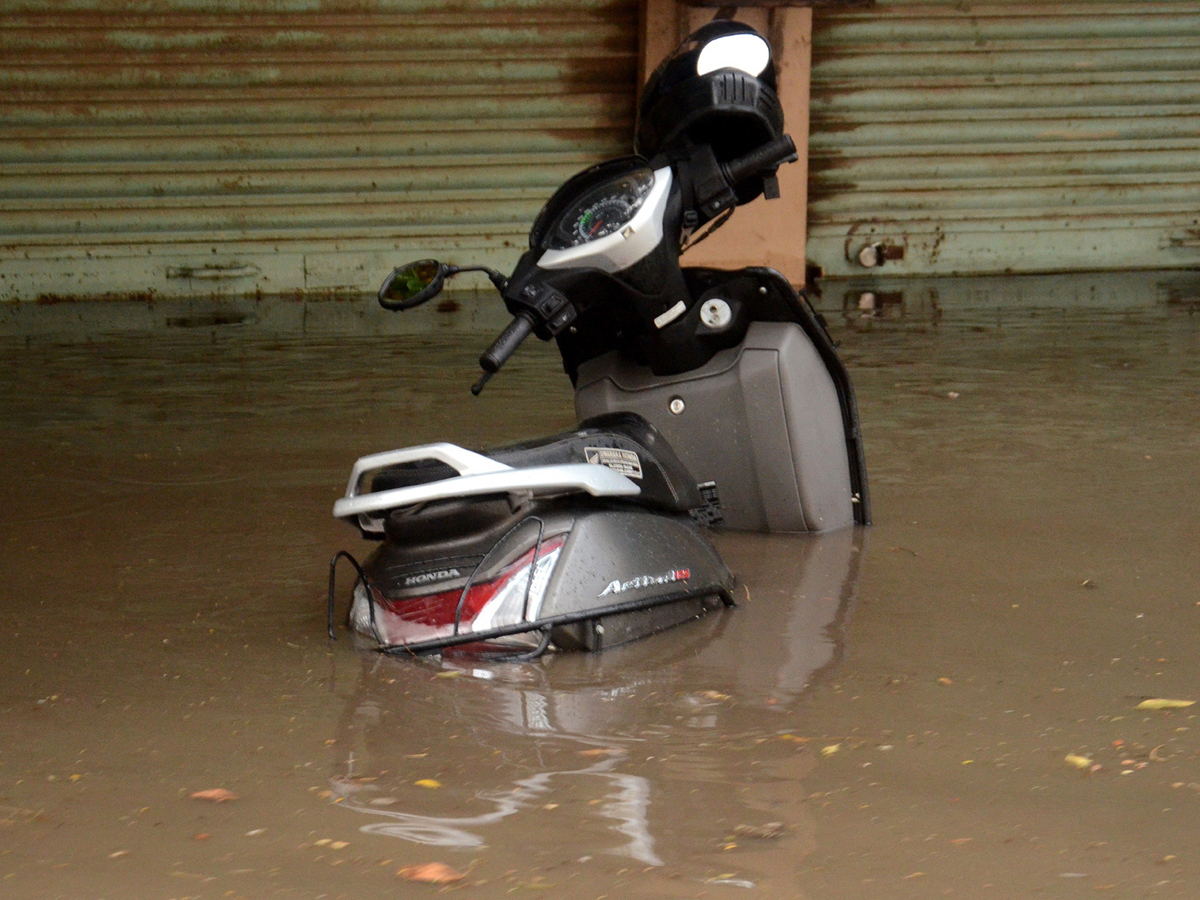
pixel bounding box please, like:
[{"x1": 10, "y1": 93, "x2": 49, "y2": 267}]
[{"x1": 2, "y1": 272, "x2": 1199, "y2": 899}]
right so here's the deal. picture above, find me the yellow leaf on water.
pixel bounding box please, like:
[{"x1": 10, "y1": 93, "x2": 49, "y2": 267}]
[
  {"x1": 821, "y1": 744, "x2": 840, "y2": 757},
  {"x1": 1136, "y1": 699, "x2": 1195, "y2": 710},
  {"x1": 1064, "y1": 754, "x2": 1093, "y2": 770},
  {"x1": 414, "y1": 779, "x2": 442, "y2": 789}
]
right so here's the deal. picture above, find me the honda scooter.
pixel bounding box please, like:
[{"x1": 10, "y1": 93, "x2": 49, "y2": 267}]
[{"x1": 329, "y1": 22, "x2": 869, "y2": 657}]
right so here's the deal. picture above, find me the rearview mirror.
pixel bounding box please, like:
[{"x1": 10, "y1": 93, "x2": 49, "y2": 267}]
[{"x1": 378, "y1": 259, "x2": 445, "y2": 310}]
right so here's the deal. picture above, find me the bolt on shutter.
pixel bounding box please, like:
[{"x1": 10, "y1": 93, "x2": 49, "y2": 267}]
[
  {"x1": 0, "y1": 0, "x2": 638, "y2": 301},
  {"x1": 807, "y1": 1, "x2": 1200, "y2": 277}
]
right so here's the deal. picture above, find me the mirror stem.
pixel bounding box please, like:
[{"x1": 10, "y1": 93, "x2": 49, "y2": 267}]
[{"x1": 446, "y1": 264, "x2": 509, "y2": 292}]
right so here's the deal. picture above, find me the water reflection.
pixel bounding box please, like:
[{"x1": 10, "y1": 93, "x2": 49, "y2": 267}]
[
  {"x1": 334, "y1": 751, "x2": 662, "y2": 864},
  {"x1": 327, "y1": 528, "x2": 864, "y2": 876}
]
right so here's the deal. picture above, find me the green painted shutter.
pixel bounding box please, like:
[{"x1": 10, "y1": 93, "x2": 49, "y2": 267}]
[
  {"x1": 0, "y1": 1, "x2": 638, "y2": 301},
  {"x1": 808, "y1": 1, "x2": 1200, "y2": 277}
]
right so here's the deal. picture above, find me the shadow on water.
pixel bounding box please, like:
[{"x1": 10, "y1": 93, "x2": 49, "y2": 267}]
[{"x1": 324, "y1": 529, "x2": 864, "y2": 885}]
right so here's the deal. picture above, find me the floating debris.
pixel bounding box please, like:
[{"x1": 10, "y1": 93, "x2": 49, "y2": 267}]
[
  {"x1": 1136, "y1": 699, "x2": 1194, "y2": 711},
  {"x1": 732, "y1": 822, "x2": 787, "y2": 840},
  {"x1": 397, "y1": 862, "x2": 465, "y2": 884},
  {"x1": 189, "y1": 788, "x2": 238, "y2": 803}
]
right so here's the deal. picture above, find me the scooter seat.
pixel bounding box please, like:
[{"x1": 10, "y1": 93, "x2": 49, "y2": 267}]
[{"x1": 372, "y1": 412, "x2": 704, "y2": 513}]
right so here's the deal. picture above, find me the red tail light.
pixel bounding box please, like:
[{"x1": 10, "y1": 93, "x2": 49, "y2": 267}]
[{"x1": 356, "y1": 536, "x2": 566, "y2": 647}]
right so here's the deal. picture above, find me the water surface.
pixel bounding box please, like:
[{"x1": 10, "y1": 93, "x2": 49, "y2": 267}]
[{"x1": 2, "y1": 275, "x2": 1198, "y2": 898}]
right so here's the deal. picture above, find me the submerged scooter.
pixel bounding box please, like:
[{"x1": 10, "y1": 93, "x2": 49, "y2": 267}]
[{"x1": 329, "y1": 22, "x2": 869, "y2": 656}]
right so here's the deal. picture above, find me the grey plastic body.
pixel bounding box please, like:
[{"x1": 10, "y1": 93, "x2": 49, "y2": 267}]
[
  {"x1": 353, "y1": 504, "x2": 735, "y2": 653},
  {"x1": 575, "y1": 321, "x2": 855, "y2": 533}
]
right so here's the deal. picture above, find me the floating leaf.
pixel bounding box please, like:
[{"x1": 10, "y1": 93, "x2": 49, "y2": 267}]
[
  {"x1": 578, "y1": 748, "x2": 623, "y2": 757},
  {"x1": 1136, "y1": 699, "x2": 1194, "y2": 710},
  {"x1": 189, "y1": 788, "x2": 238, "y2": 803},
  {"x1": 699, "y1": 690, "x2": 731, "y2": 701},
  {"x1": 414, "y1": 779, "x2": 442, "y2": 789},
  {"x1": 821, "y1": 744, "x2": 840, "y2": 757},
  {"x1": 397, "y1": 862, "x2": 464, "y2": 884},
  {"x1": 1064, "y1": 754, "x2": 1093, "y2": 770}
]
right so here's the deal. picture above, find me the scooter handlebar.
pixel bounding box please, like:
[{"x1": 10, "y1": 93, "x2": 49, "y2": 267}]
[
  {"x1": 722, "y1": 134, "x2": 798, "y2": 186},
  {"x1": 479, "y1": 313, "x2": 535, "y2": 374}
]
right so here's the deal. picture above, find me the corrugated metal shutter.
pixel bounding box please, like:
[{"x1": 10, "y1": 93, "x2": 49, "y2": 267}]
[
  {"x1": 807, "y1": 1, "x2": 1200, "y2": 277},
  {"x1": 0, "y1": 0, "x2": 638, "y2": 301}
]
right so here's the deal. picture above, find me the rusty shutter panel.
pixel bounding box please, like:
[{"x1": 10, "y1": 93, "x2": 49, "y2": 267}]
[
  {"x1": 0, "y1": 1, "x2": 638, "y2": 301},
  {"x1": 807, "y1": 1, "x2": 1200, "y2": 277}
]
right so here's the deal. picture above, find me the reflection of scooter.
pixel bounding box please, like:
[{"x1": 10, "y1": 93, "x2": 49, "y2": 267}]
[
  {"x1": 327, "y1": 530, "x2": 864, "y2": 872},
  {"x1": 330, "y1": 22, "x2": 869, "y2": 655}
]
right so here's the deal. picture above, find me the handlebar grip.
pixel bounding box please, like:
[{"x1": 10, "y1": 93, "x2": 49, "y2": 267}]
[
  {"x1": 722, "y1": 134, "x2": 798, "y2": 185},
  {"x1": 479, "y1": 314, "x2": 535, "y2": 374}
]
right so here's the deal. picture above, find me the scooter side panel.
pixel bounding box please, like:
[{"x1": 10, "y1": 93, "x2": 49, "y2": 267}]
[
  {"x1": 748, "y1": 322, "x2": 855, "y2": 532},
  {"x1": 541, "y1": 507, "x2": 734, "y2": 649},
  {"x1": 574, "y1": 321, "x2": 855, "y2": 532}
]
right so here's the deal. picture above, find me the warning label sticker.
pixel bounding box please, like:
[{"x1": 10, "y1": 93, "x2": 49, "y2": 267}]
[{"x1": 584, "y1": 447, "x2": 643, "y2": 480}]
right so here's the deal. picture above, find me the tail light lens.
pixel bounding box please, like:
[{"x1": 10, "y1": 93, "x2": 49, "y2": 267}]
[{"x1": 352, "y1": 536, "x2": 565, "y2": 647}]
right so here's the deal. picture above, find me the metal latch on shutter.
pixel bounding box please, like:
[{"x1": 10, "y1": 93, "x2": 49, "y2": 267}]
[{"x1": 848, "y1": 238, "x2": 906, "y2": 269}]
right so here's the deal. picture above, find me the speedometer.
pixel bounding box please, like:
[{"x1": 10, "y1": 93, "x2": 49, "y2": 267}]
[
  {"x1": 546, "y1": 169, "x2": 656, "y2": 250},
  {"x1": 572, "y1": 196, "x2": 639, "y2": 243}
]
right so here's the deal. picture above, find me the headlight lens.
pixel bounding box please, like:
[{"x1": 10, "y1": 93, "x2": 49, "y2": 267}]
[{"x1": 695, "y1": 32, "x2": 770, "y2": 77}]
